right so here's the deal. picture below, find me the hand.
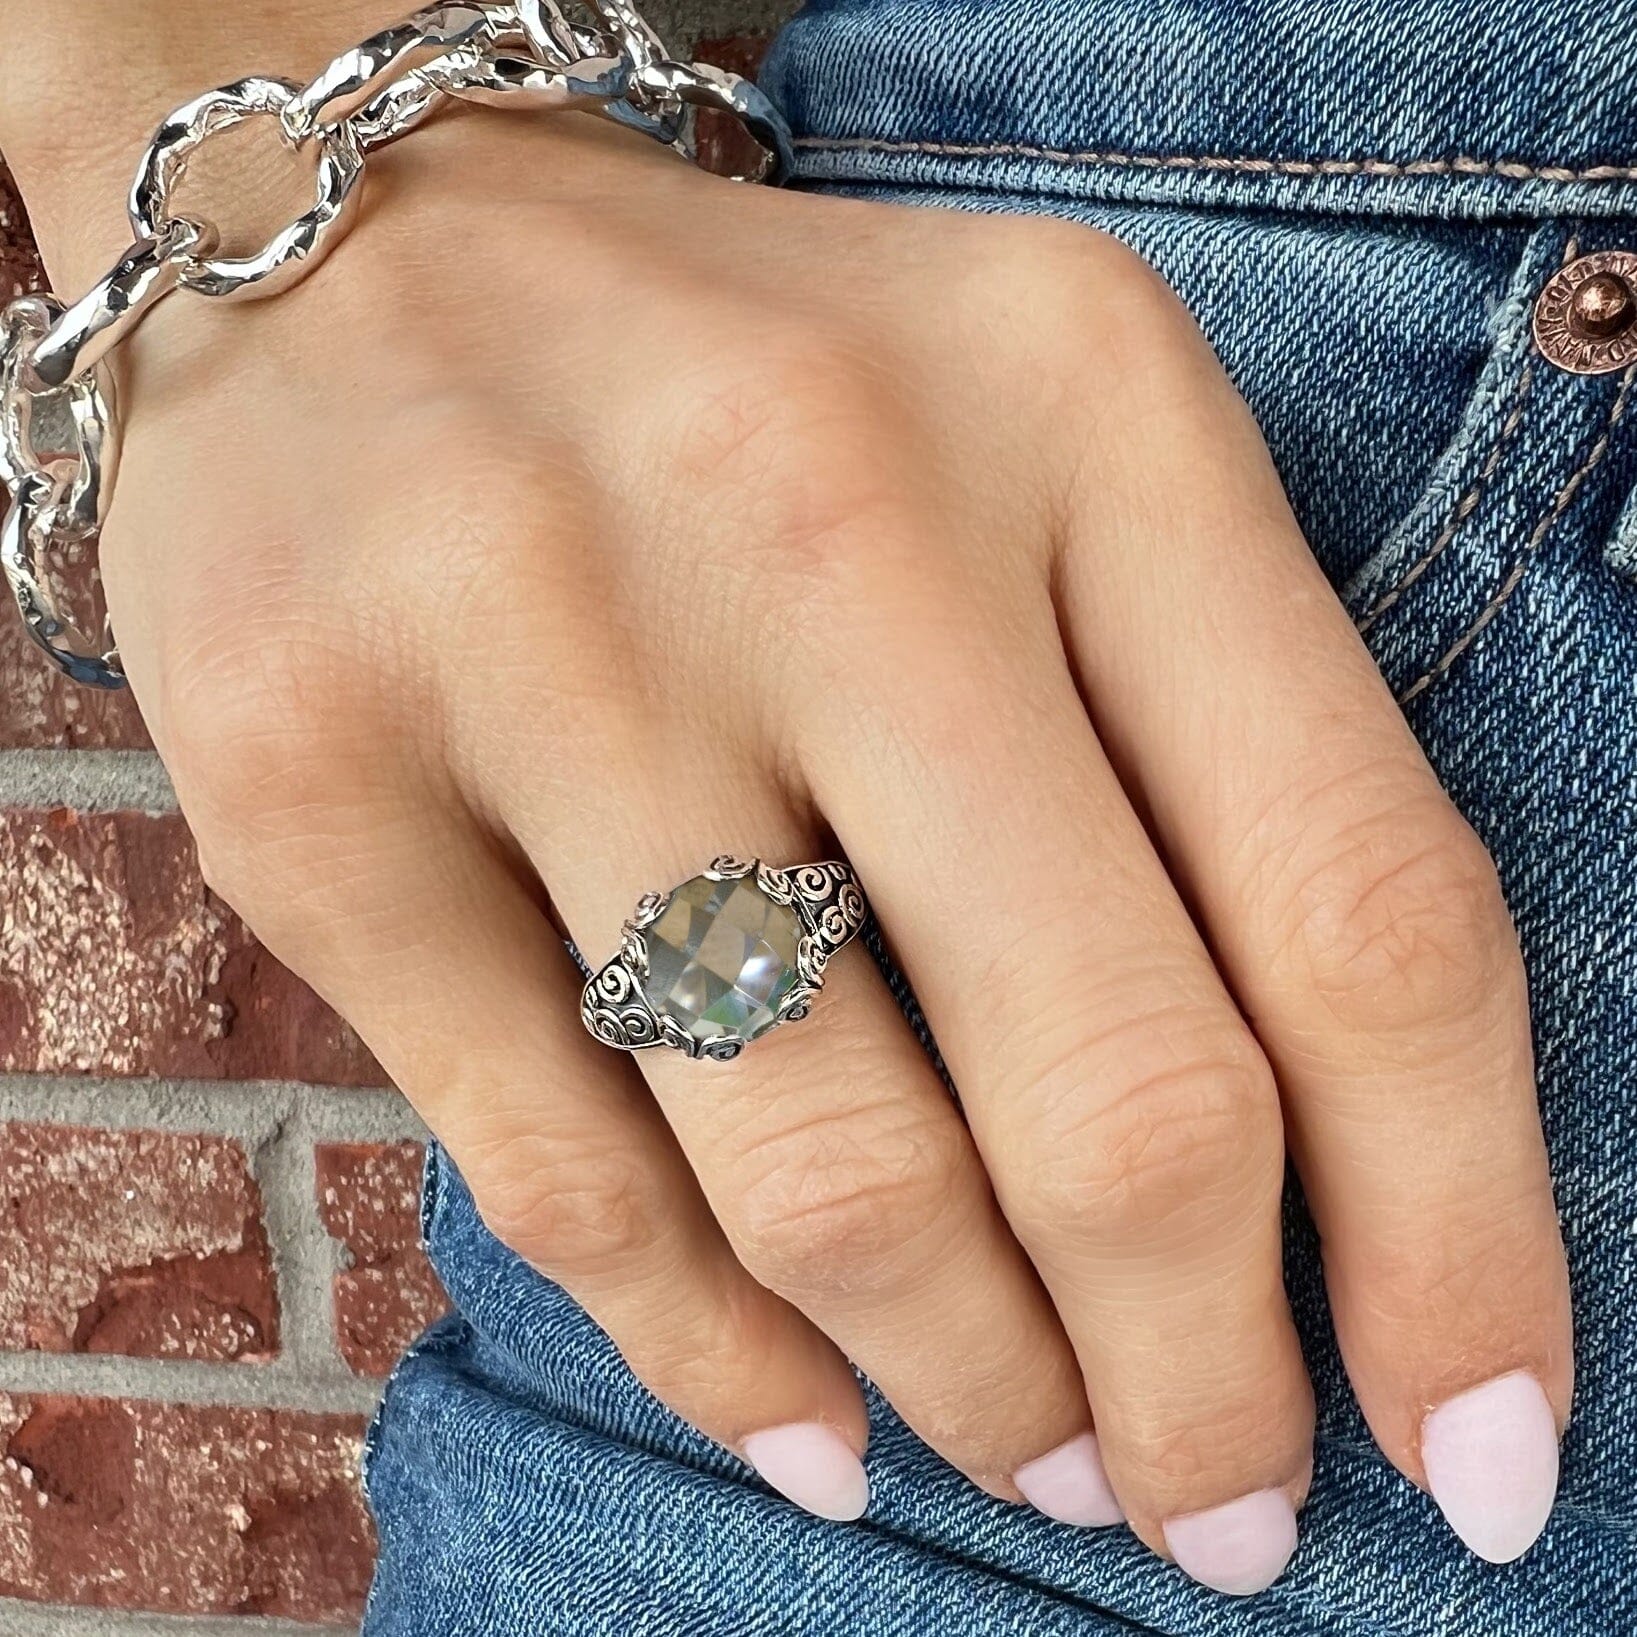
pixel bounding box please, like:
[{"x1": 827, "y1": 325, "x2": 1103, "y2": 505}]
[{"x1": 3, "y1": 56, "x2": 1570, "y2": 1595}]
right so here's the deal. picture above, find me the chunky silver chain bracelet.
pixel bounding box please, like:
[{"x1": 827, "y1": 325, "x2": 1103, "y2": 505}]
[{"x1": 0, "y1": 0, "x2": 792, "y2": 690}]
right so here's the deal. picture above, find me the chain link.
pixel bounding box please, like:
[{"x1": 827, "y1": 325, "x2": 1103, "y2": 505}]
[{"x1": 0, "y1": 0, "x2": 792, "y2": 688}]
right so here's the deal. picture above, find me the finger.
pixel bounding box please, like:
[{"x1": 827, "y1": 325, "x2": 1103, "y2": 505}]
[
  {"x1": 482, "y1": 732, "x2": 1122, "y2": 1525},
  {"x1": 159, "y1": 709, "x2": 873, "y2": 1522},
  {"x1": 795, "y1": 549, "x2": 1313, "y2": 1594},
  {"x1": 1053, "y1": 312, "x2": 1570, "y2": 1563}
]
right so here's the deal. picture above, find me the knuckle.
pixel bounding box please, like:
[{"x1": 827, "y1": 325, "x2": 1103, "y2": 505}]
[
  {"x1": 1120, "y1": 1383, "x2": 1310, "y2": 1494},
  {"x1": 471, "y1": 1133, "x2": 668, "y2": 1278},
  {"x1": 728, "y1": 1104, "x2": 971, "y2": 1299},
  {"x1": 1344, "y1": 1191, "x2": 1561, "y2": 1334},
  {"x1": 1271, "y1": 803, "x2": 1516, "y2": 1035},
  {"x1": 661, "y1": 339, "x2": 915, "y2": 593},
  {"x1": 975, "y1": 216, "x2": 1193, "y2": 373},
  {"x1": 1013, "y1": 1020, "x2": 1281, "y2": 1246}
]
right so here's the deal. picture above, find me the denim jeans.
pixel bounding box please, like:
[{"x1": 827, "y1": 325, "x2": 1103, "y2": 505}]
[{"x1": 361, "y1": 0, "x2": 1637, "y2": 1629}]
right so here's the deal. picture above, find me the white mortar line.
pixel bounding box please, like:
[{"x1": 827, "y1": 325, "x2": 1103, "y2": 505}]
[
  {"x1": 0, "y1": 1349, "x2": 382, "y2": 1414},
  {"x1": 249, "y1": 1101, "x2": 357, "y2": 1381},
  {"x1": 0, "y1": 1598, "x2": 352, "y2": 1635},
  {"x1": 0, "y1": 1077, "x2": 427, "y2": 1144},
  {"x1": 0, "y1": 750, "x2": 175, "y2": 812}
]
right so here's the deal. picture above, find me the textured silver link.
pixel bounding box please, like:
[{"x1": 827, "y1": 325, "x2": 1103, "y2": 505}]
[
  {"x1": 22, "y1": 219, "x2": 216, "y2": 392},
  {"x1": 517, "y1": 0, "x2": 592, "y2": 62},
  {"x1": 636, "y1": 58, "x2": 793, "y2": 182},
  {"x1": 349, "y1": 72, "x2": 449, "y2": 151},
  {"x1": 589, "y1": 0, "x2": 668, "y2": 85},
  {"x1": 1, "y1": 295, "x2": 121, "y2": 542},
  {"x1": 2, "y1": 468, "x2": 123, "y2": 689},
  {"x1": 0, "y1": 295, "x2": 124, "y2": 686},
  {"x1": 129, "y1": 77, "x2": 367, "y2": 303},
  {"x1": 421, "y1": 34, "x2": 632, "y2": 113},
  {"x1": 2, "y1": 0, "x2": 792, "y2": 690},
  {"x1": 280, "y1": 2, "x2": 506, "y2": 143}
]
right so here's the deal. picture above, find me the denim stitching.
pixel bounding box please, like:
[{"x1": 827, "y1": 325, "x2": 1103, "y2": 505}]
[
  {"x1": 1357, "y1": 362, "x2": 1535, "y2": 635},
  {"x1": 1399, "y1": 365, "x2": 1635, "y2": 703},
  {"x1": 795, "y1": 136, "x2": 1637, "y2": 185},
  {"x1": 1355, "y1": 235, "x2": 1581, "y2": 632}
]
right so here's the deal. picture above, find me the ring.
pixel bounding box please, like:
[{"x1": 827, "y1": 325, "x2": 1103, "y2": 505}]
[{"x1": 581, "y1": 855, "x2": 869, "y2": 1061}]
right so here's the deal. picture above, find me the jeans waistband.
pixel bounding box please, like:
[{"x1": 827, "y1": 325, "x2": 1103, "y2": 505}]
[{"x1": 763, "y1": 0, "x2": 1637, "y2": 220}]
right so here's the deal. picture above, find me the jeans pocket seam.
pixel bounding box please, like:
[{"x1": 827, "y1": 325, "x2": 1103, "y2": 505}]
[
  {"x1": 794, "y1": 136, "x2": 1637, "y2": 188},
  {"x1": 1396, "y1": 363, "x2": 1635, "y2": 703},
  {"x1": 1355, "y1": 358, "x2": 1537, "y2": 639}
]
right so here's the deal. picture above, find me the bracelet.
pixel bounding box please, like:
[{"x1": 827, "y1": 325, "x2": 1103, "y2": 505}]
[{"x1": 0, "y1": 0, "x2": 793, "y2": 690}]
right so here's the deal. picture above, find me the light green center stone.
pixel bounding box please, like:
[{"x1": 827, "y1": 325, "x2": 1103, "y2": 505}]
[{"x1": 642, "y1": 873, "x2": 803, "y2": 1044}]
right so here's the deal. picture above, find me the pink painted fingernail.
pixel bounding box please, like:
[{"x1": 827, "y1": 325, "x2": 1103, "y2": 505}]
[
  {"x1": 1163, "y1": 1489, "x2": 1298, "y2": 1595},
  {"x1": 1015, "y1": 1432, "x2": 1125, "y2": 1527},
  {"x1": 1422, "y1": 1372, "x2": 1559, "y2": 1563},
  {"x1": 743, "y1": 1423, "x2": 870, "y2": 1522}
]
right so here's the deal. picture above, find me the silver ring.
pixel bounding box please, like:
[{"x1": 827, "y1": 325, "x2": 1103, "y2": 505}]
[{"x1": 582, "y1": 855, "x2": 869, "y2": 1061}]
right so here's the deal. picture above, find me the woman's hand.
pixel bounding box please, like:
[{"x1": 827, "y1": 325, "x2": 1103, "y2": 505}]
[{"x1": 4, "y1": 44, "x2": 1570, "y2": 1594}]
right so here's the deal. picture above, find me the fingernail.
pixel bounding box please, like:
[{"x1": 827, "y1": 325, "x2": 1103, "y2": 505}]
[
  {"x1": 742, "y1": 1423, "x2": 870, "y2": 1522},
  {"x1": 1163, "y1": 1489, "x2": 1298, "y2": 1596},
  {"x1": 1015, "y1": 1431, "x2": 1125, "y2": 1527},
  {"x1": 1422, "y1": 1371, "x2": 1559, "y2": 1563}
]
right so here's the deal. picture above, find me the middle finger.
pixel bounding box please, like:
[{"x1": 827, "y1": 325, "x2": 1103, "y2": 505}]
[{"x1": 799, "y1": 558, "x2": 1313, "y2": 1595}]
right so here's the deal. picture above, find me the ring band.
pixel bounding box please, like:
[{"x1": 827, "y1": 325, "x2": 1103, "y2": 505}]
[{"x1": 581, "y1": 855, "x2": 868, "y2": 1061}]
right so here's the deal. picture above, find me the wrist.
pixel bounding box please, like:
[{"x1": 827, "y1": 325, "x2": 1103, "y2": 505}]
[{"x1": 0, "y1": 1, "x2": 398, "y2": 283}]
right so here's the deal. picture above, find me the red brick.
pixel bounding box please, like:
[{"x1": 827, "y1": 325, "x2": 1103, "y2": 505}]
[
  {"x1": 0, "y1": 162, "x2": 152, "y2": 750},
  {"x1": 0, "y1": 161, "x2": 42, "y2": 306},
  {"x1": 0, "y1": 561, "x2": 154, "y2": 749},
  {"x1": 0, "y1": 809, "x2": 384, "y2": 1085},
  {"x1": 694, "y1": 36, "x2": 773, "y2": 178},
  {"x1": 0, "y1": 1122, "x2": 277, "y2": 1362},
  {"x1": 317, "y1": 1142, "x2": 447, "y2": 1377},
  {"x1": 0, "y1": 1394, "x2": 373, "y2": 1623}
]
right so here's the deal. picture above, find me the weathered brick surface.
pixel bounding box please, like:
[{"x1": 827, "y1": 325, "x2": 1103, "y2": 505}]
[
  {"x1": 0, "y1": 160, "x2": 41, "y2": 305},
  {"x1": 0, "y1": 1123, "x2": 278, "y2": 1362},
  {"x1": 317, "y1": 1142, "x2": 447, "y2": 1377},
  {"x1": 0, "y1": 809, "x2": 384, "y2": 1085},
  {"x1": 0, "y1": 1394, "x2": 374, "y2": 1624}
]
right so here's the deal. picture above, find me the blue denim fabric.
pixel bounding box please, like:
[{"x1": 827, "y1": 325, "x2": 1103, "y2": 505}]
[{"x1": 363, "y1": 2, "x2": 1637, "y2": 1630}]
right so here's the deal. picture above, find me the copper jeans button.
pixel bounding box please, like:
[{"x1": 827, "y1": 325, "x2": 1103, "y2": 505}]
[{"x1": 1533, "y1": 248, "x2": 1637, "y2": 373}]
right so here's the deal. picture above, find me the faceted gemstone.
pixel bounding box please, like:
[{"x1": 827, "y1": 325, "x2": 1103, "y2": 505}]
[{"x1": 642, "y1": 873, "x2": 803, "y2": 1045}]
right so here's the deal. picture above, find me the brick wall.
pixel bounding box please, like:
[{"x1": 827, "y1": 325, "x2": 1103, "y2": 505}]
[{"x1": 0, "y1": 16, "x2": 782, "y2": 1629}]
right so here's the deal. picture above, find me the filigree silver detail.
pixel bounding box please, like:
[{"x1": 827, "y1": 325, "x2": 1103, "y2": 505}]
[{"x1": 582, "y1": 857, "x2": 868, "y2": 1061}]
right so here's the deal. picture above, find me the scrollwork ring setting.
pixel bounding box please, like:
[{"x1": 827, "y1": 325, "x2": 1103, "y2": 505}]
[{"x1": 581, "y1": 856, "x2": 869, "y2": 1061}]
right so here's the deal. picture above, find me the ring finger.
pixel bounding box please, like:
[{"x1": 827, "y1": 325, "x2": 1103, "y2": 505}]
[{"x1": 481, "y1": 725, "x2": 1125, "y2": 1525}]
